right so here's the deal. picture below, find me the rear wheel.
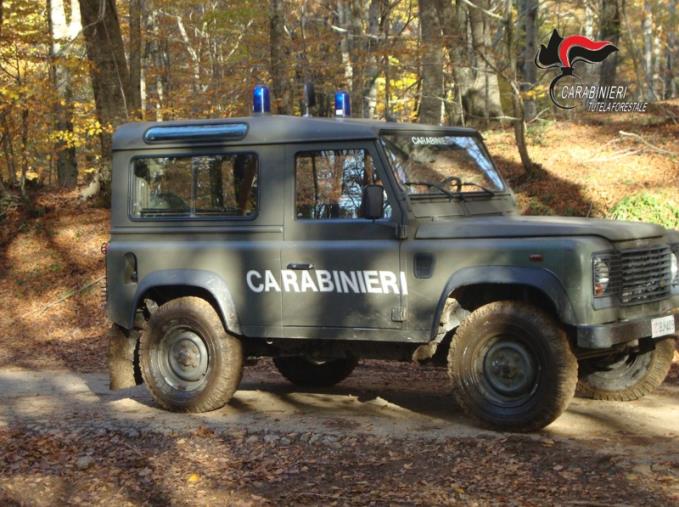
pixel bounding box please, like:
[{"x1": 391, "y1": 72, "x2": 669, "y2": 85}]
[
  {"x1": 140, "y1": 297, "x2": 243, "y2": 412},
  {"x1": 577, "y1": 338, "x2": 675, "y2": 401},
  {"x1": 273, "y1": 356, "x2": 358, "y2": 387},
  {"x1": 448, "y1": 301, "x2": 578, "y2": 432}
]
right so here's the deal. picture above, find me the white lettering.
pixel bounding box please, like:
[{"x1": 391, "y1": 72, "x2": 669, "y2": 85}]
[
  {"x1": 340, "y1": 271, "x2": 360, "y2": 293},
  {"x1": 246, "y1": 270, "x2": 264, "y2": 293},
  {"x1": 281, "y1": 270, "x2": 300, "y2": 292},
  {"x1": 264, "y1": 270, "x2": 281, "y2": 292},
  {"x1": 300, "y1": 270, "x2": 318, "y2": 292},
  {"x1": 356, "y1": 270, "x2": 367, "y2": 293},
  {"x1": 400, "y1": 271, "x2": 409, "y2": 295},
  {"x1": 380, "y1": 271, "x2": 399, "y2": 294},
  {"x1": 246, "y1": 269, "x2": 410, "y2": 295},
  {"x1": 316, "y1": 270, "x2": 334, "y2": 292},
  {"x1": 364, "y1": 270, "x2": 382, "y2": 294},
  {"x1": 332, "y1": 270, "x2": 343, "y2": 293}
]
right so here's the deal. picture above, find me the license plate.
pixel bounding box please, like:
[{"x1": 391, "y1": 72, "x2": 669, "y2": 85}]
[{"x1": 651, "y1": 316, "x2": 675, "y2": 338}]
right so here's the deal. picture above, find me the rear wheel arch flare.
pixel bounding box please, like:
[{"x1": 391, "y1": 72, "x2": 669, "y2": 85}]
[{"x1": 129, "y1": 269, "x2": 241, "y2": 335}]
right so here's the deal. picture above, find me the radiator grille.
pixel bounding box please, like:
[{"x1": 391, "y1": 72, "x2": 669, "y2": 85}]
[{"x1": 608, "y1": 246, "x2": 672, "y2": 305}]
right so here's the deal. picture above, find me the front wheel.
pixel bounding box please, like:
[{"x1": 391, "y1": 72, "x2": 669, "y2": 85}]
[
  {"x1": 140, "y1": 297, "x2": 243, "y2": 412},
  {"x1": 577, "y1": 337, "x2": 676, "y2": 401},
  {"x1": 273, "y1": 356, "x2": 358, "y2": 387},
  {"x1": 448, "y1": 301, "x2": 578, "y2": 432}
]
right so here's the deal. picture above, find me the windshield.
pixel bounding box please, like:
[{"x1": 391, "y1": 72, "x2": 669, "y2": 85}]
[{"x1": 381, "y1": 133, "x2": 504, "y2": 196}]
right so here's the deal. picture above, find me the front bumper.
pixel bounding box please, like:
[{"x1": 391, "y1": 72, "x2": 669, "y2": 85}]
[{"x1": 576, "y1": 311, "x2": 679, "y2": 349}]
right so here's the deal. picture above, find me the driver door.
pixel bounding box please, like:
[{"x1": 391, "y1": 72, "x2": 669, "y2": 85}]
[{"x1": 281, "y1": 142, "x2": 405, "y2": 334}]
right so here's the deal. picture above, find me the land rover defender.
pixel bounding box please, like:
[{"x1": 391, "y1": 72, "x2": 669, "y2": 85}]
[{"x1": 105, "y1": 88, "x2": 678, "y2": 431}]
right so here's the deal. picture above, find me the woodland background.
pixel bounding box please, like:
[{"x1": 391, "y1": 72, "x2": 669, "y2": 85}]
[{"x1": 0, "y1": 0, "x2": 677, "y2": 208}]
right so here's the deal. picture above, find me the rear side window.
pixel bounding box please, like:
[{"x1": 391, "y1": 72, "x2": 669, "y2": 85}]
[{"x1": 131, "y1": 153, "x2": 258, "y2": 218}]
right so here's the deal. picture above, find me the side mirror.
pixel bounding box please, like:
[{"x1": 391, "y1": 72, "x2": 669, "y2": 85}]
[{"x1": 361, "y1": 184, "x2": 384, "y2": 220}]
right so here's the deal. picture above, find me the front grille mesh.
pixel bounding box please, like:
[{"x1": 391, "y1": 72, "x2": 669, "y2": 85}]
[{"x1": 608, "y1": 246, "x2": 672, "y2": 305}]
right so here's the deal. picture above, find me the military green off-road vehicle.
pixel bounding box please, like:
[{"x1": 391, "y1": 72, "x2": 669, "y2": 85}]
[{"x1": 105, "y1": 93, "x2": 678, "y2": 431}]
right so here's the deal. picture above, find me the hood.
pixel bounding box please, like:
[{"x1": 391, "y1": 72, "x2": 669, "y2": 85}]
[{"x1": 415, "y1": 216, "x2": 666, "y2": 242}]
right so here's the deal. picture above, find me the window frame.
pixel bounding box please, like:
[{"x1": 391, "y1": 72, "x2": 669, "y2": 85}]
[
  {"x1": 127, "y1": 150, "x2": 260, "y2": 222},
  {"x1": 293, "y1": 146, "x2": 392, "y2": 223}
]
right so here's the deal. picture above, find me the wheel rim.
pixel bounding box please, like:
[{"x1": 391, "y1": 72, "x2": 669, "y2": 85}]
[
  {"x1": 477, "y1": 336, "x2": 540, "y2": 406},
  {"x1": 158, "y1": 327, "x2": 209, "y2": 391}
]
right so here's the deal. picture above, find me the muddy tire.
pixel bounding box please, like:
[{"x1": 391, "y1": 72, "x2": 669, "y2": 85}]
[
  {"x1": 140, "y1": 297, "x2": 243, "y2": 412},
  {"x1": 273, "y1": 356, "x2": 358, "y2": 387},
  {"x1": 107, "y1": 324, "x2": 143, "y2": 390},
  {"x1": 448, "y1": 301, "x2": 578, "y2": 432},
  {"x1": 577, "y1": 337, "x2": 675, "y2": 401}
]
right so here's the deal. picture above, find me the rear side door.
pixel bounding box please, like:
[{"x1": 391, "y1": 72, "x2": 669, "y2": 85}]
[{"x1": 280, "y1": 142, "x2": 405, "y2": 335}]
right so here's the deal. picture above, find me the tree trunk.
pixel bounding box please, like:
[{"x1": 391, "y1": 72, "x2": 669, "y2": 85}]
[
  {"x1": 503, "y1": 3, "x2": 533, "y2": 174},
  {"x1": 359, "y1": 0, "x2": 381, "y2": 119},
  {"x1": 518, "y1": 0, "x2": 538, "y2": 120},
  {"x1": 464, "y1": 0, "x2": 503, "y2": 123},
  {"x1": 144, "y1": 8, "x2": 165, "y2": 120},
  {"x1": 47, "y1": 0, "x2": 79, "y2": 188},
  {"x1": 599, "y1": 0, "x2": 621, "y2": 87},
  {"x1": 337, "y1": 0, "x2": 353, "y2": 94},
  {"x1": 642, "y1": 1, "x2": 656, "y2": 100},
  {"x1": 436, "y1": 0, "x2": 467, "y2": 125},
  {"x1": 270, "y1": 0, "x2": 292, "y2": 114},
  {"x1": 418, "y1": 0, "x2": 443, "y2": 124},
  {"x1": 1, "y1": 114, "x2": 16, "y2": 187},
  {"x1": 128, "y1": 0, "x2": 143, "y2": 117},
  {"x1": 666, "y1": 0, "x2": 677, "y2": 98},
  {"x1": 78, "y1": 0, "x2": 131, "y2": 199}
]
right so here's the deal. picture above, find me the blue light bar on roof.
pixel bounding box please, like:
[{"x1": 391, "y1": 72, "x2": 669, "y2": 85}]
[
  {"x1": 143, "y1": 123, "x2": 248, "y2": 143},
  {"x1": 253, "y1": 84, "x2": 271, "y2": 114},
  {"x1": 335, "y1": 91, "x2": 351, "y2": 117}
]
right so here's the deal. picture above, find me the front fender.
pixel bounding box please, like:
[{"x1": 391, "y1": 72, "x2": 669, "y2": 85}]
[
  {"x1": 128, "y1": 269, "x2": 241, "y2": 335},
  {"x1": 430, "y1": 266, "x2": 576, "y2": 339}
]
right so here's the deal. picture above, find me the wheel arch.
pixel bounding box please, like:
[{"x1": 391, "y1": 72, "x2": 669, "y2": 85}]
[
  {"x1": 430, "y1": 266, "x2": 576, "y2": 340},
  {"x1": 128, "y1": 269, "x2": 241, "y2": 335}
]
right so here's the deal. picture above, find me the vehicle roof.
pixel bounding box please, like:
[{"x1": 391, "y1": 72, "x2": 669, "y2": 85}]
[{"x1": 112, "y1": 114, "x2": 479, "y2": 151}]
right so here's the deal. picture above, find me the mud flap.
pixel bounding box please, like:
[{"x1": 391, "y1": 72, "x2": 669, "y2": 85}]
[{"x1": 107, "y1": 324, "x2": 143, "y2": 390}]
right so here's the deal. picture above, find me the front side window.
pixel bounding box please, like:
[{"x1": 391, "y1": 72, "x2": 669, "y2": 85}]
[
  {"x1": 381, "y1": 134, "x2": 504, "y2": 196},
  {"x1": 131, "y1": 153, "x2": 258, "y2": 218},
  {"x1": 295, "y1": 149, "x2": 391, "y2": 220}
]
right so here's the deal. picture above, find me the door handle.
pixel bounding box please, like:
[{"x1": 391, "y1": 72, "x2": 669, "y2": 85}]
[{"x1": 287, "y1": 263, "x2": 314, "y2": 270}]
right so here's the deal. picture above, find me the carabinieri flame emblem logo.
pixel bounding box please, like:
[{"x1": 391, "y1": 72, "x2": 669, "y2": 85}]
[{"x1": 536, "y1": 29, "x2": 618, "y2": 109}]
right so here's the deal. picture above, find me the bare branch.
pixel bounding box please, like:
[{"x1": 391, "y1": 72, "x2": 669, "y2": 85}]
[
  {"x1": 618, "y1": 131, "x2": 679, "y2": 157},
  {"x1": 460, "y1": 0, "x2": 504, "y2": 21}
]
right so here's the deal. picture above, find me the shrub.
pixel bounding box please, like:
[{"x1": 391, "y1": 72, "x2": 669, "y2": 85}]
[{"x1": 609, "y1": 192, "x2": 679, "y2": 230}]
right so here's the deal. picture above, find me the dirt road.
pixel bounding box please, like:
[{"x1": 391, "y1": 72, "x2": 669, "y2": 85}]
[{"x1": 1, "y1": 360, "x2": 678, "y2": 505}]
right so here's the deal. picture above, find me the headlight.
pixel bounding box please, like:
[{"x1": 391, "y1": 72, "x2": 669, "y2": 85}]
[
  {"x1": 671, "y1": 251, "x2": 678, "y2": 287},
  {"x1": 593, "y1": 256, "x2": 611, "y2": 297}
]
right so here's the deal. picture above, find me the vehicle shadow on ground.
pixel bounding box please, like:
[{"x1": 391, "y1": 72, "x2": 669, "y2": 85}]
[{"x1": 87, "y1": 360, "x2": 679, "y2": 442}]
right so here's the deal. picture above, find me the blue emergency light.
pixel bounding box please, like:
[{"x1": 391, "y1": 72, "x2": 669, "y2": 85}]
[
  {"x1": 335, "y1": 91, "x2": 351, "y2": 117},
  {"x1": 253, "y1": 85, "x2": 271, "y2": 114}
]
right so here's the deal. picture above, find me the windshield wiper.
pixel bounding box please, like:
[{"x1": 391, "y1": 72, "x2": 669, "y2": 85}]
[
  {"x1": 403, "y1": 180, "x2": 458, "y2": 199},
  {"x1": 459, "y1": 182, "x2": 496, "y2": 197},
  {"x1": 440, "y1": 176, "x2": 495, "y2": 197}
]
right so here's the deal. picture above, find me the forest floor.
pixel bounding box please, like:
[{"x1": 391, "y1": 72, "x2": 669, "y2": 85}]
[{"x1": 0, "y1": 111, "x2": 678, "y2": 504}]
